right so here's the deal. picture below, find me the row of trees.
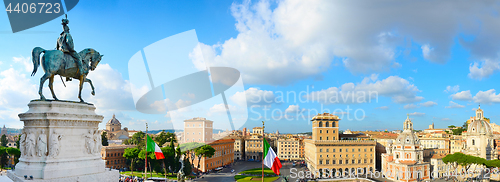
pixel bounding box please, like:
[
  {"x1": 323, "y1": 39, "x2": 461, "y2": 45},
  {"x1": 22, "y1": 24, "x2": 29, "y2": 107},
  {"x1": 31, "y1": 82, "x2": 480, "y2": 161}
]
[
  {"x1": 0, "y1": 134, "x2": 21, "y2": 170},
  {"x1": 121, "y1": 131, "x2": 217, "y2": 179},
  {"x1": 443, "y1": 152, "x2": 500, "y2": 174}
]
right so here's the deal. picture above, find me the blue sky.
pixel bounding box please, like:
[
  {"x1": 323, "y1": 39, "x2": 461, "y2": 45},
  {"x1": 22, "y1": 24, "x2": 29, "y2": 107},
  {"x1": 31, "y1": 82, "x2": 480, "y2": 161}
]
[{"x1": 1, "y1": 0, "x2": 500, "y2": 133}]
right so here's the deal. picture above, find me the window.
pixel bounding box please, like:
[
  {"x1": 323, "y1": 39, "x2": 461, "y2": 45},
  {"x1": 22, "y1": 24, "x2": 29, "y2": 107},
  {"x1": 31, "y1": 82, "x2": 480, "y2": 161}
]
[
  {"x1": 326, "y1": 137, "x2": 329, "y2": 140},
  {"x1": 320, "y1": 137, "x2": 322, "y2": 140},
  {"x1": 320, "y1": 130, "x2": 322, "y2": 133},
  {"x1": 345, "y1": 160, "x2": 348, "y2": 164},
  {"x1": 319, "y1": 121, "x2": 323, "y2": 127},
  {"x1": 319, "y1": 160, "x2": 323, "y2": 164},
  {"x1": 326, "y1": 149, "x2": 329, "y2": 152},
  {"x1": 320, "y1": 149, "x2": 323, "y2": 152},
  {"x1": 333, "y1": 160, "x2": 336, "y2": 164},
  {"x1": 325, "y1": 122, "x2": 329, "y2": 127},
  {"x1": 326, "y1": 160, "x2": 330, "y2": 164},
  {"x1": 339, "y1": 160, "x2": 342, "y2": 164},
  {"x1": 352, "y1": 149, "x2": 354, "y2": 152},
  {"x1": 326, "y1": 130, "x2": 329, "y2": 133}
]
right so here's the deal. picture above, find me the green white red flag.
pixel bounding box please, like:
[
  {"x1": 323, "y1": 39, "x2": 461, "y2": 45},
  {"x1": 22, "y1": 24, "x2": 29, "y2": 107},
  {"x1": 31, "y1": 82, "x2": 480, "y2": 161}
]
[
  {"x1": 263, "y1": 138, "x2": 281, "y2": 175},
  {"x1": 146, "y1": 135, "x2": 165, "y2": 160}
]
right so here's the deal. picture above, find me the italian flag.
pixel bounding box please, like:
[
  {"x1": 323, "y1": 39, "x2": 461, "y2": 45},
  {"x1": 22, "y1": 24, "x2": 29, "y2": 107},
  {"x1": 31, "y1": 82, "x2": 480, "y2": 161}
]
[
  {"x1": 263, "y1": 138, "x2": 281, "y2": 175},
  {"x1": 146, "y1": 135, "x2": 165, "y2": 160}
]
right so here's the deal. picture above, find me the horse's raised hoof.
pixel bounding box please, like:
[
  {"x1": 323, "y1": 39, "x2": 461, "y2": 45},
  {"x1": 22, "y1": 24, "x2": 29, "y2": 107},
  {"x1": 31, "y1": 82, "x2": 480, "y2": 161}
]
[{"x1": 91, "y1": 91, "x2": 95, "y2": 96}]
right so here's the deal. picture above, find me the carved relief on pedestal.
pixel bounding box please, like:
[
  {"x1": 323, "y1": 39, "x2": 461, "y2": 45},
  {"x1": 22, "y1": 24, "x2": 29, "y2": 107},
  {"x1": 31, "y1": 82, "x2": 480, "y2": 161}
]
[
  {"x1": 84, "y1": 129, "x2": 95, "y2": 154},
  {"x1": 25, "y1": 131, "x2": 36, "y2": 157},
  {"x1": 36, "y1": 129, "x2": 48, "y2": 157},
  {"x1": 93, "y1": 130, "x2": 102, "y2": 154},
  {"x1": 48, "y1": 130, "x2": 63, "y2": 158},
  {"x1": 19, "y1": 132, "x2": 26, "y2": 156}
]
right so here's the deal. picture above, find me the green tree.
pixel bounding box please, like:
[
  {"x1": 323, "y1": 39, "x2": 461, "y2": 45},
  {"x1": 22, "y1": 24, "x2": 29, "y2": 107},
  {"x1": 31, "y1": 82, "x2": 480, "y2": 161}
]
[
  {"x1": 463, "y1": 121, "x2": 468, "y2": 130},
  {"x1": 6, "y1": 147, "x2": 20, "y2": 165},
  {"x1": 0, "y1": 147, "x2": 7, "y2": 170},
  {"x1": 154, "y1": 131, "x2": 176, "y2": 147},
  {"x1": 183, "y1": 157, "x2": 192, "y2": 176},
  {"x1": 448, "y1": 125, "x2": 456, "y2": 128},
  {"x1": 139, "y1": 149, "x2": 156, "y2": 178},
  {"x1": 161, "y1": 146, "x2": 175, "y2": 179},
  {"x1": 101, "y1": 131, "x2": 109, "y2": 146},
  {"x1": 16, "y1": 135, "x2": 20, "y2": 149},
  {"x1": 195, "y1": 145, "x2": 215, "y2": 174},
  {"x1": 0, "y1": 135, "x2": 7, "y2": 147},
  {"x1": 451, "y1": 127, "x2": 466, "y2": 135},
  {"x1": 129, "y1": 131, "x2": 146, "y2": 148},
  {"x1": 179, "y1": 142, "x2": 204, "y2": 170},
  {"x1": 123, "y1": 148, "x2": 140, "y2": 175}
]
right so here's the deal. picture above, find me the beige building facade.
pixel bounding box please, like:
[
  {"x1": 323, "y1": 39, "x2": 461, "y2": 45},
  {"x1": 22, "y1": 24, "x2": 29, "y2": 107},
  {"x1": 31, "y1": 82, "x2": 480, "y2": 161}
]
[
  {"x1": 277, "y1": 138, "x2": 301, "y2": 161},
  {"x1": 304, "y1": 113, "x2": 376, "y2": 177},
  {"x1": 183, "y1": 117, "x2": 213, "y2": 143}
]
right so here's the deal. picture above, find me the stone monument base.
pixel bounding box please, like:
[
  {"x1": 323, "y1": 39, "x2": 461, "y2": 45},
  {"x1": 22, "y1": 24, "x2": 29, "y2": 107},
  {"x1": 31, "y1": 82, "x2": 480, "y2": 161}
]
[
  {"x1": 7, "y1": 169, "x2": 119, "y2": 182},
  {"x1": 8, "y1": 100, "x2": 119, "y2": 182}
]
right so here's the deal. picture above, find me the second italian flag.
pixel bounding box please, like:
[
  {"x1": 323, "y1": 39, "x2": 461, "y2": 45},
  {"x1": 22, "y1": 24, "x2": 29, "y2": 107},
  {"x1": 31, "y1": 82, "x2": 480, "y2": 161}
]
[
  {"x1": 146, "y1": 135, "x2": 165, "y2": 160},
  {"x1": 263, "y1": 138, "x2": 282, "y2": 175}
]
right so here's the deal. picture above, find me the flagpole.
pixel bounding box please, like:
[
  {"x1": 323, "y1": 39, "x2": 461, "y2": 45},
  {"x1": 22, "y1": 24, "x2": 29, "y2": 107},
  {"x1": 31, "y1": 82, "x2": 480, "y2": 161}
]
[
  {"x1": 145, "y1": 122, "x2": 148, "y2": 180},
  {"x1": 262, "y1": 121, "x2": 265, "y2": 182}
]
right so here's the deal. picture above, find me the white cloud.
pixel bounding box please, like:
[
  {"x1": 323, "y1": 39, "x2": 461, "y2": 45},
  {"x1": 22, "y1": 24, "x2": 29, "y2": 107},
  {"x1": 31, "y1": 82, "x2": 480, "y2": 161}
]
[
  {"x1": 404, "y1": 104, "x2": 418, "y2": 109},
  {"x1": 208, "y1": 103, "x2": 238, "y2": 117},
  {"x1": 473, "y1": 89, "x2": 500, "y2": 104},
  {"x1": 409, "y1": 112, "x2": 425, "y2": 116},
  {"x1": 375, "y1": 106, "x2": 389, "y2": 110},
  {"x1": 444, "y1": 85, "x2": 459, "y2": 93},
  {"x1": 420, "y1": 101, "x2": 437, "y2": 107},
  {"x1": 12, "y1": 56, "x2": 32, "y2": 73},
  {"x1": 445, "y1": 101, "x2": 465, "y2": 109},
  {"x1": 191, "y1": 0, "x2": 500, "y2": 85},
  {"x1": 421, "y1": 44, "x2": 434, "y2": 61},
  {"x1": 451, "y1": 90, "x2": 473, "y2": 101},
  {"x1": 304, "y1": 74, "x2": 423, "y2": 104},
  {"x1": 230, "y1": 87, "x2": 275, "y2": 106},
  {"x1": 469, "y1": 59, "x2": 500, "y2": 80},
  {"x1": 285, "y1": 105, "x2": 306, "y2": 113}
]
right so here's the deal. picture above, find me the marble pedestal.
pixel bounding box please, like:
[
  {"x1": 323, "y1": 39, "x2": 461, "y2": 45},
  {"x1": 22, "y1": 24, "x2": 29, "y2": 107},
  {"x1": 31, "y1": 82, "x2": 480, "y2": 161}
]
[{"x1": 7, "y1": 100, "x2": 119, "y2": 182}]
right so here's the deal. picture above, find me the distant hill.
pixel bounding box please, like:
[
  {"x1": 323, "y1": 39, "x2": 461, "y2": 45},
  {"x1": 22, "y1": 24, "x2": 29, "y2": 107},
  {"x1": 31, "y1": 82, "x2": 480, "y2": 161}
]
[
  {"x1": 297, "y1": 132, "x2": 312, "y2": 135},
  {"x1": 146, "y1": 129, "x2": 227, "y2": 134},
  {"x1": 3, "y1": 128, "x2": 22, "y2": 135}
]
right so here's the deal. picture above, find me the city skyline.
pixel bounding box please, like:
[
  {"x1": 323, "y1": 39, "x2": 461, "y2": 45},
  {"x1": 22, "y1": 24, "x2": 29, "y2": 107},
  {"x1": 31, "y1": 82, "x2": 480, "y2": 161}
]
[{"x1": 1, "y1": 1, "x2": 500, "y2": 133}]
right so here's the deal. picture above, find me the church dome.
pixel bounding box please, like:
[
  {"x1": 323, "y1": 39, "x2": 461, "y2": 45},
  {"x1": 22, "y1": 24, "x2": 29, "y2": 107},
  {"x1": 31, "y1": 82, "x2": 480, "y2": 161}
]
[
  {"x1": 395, "y1": 115, "x2": 420, "y2": 146},
  {"x1": 395, "y1": 130, "x2": 420, "y2": 146},
  {"x1": 467, "y1": 119, "x2": 492, "y2": 135},
  {"x1": 107, "y1": 114, "x2": 121, "y2": 125}
]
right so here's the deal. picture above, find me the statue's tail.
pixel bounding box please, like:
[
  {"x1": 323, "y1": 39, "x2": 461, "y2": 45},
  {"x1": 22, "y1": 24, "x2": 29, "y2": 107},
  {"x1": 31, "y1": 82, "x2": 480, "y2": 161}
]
[{"x1": 31, "y1": 47, "x2": 45, "y2": 76}]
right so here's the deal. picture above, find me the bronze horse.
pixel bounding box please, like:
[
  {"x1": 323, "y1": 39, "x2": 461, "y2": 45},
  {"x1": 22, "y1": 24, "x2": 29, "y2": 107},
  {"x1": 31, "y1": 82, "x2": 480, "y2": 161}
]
[{"x1": 31, "y1": 47, "x2": 103, "y2": 102}]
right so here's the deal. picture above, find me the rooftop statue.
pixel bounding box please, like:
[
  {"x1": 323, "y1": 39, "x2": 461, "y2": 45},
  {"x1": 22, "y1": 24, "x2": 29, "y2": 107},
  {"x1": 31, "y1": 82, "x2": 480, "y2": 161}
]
[{"x1": 31, "y1": 15, "x2": 103, "y2": 102}]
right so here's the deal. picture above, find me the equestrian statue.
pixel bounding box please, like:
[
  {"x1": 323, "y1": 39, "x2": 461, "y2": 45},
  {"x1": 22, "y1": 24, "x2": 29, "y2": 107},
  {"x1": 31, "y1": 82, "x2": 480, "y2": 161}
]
[{"x1": 31, "y1": 15, "x2": 103, "y2": 102}]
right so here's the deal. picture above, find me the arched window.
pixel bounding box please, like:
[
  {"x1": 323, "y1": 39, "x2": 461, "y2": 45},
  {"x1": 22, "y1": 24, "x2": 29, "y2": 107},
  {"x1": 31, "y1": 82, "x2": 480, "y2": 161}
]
[
  {"x1": 472, "y1": 139, "x2": 475, "y2": 145},
  {"x1": 325, "y1": 122, "x2": 329, "y2": 127},
  {"x1": 319, "y1": 121, "x2": 323, "y2": 127}
]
